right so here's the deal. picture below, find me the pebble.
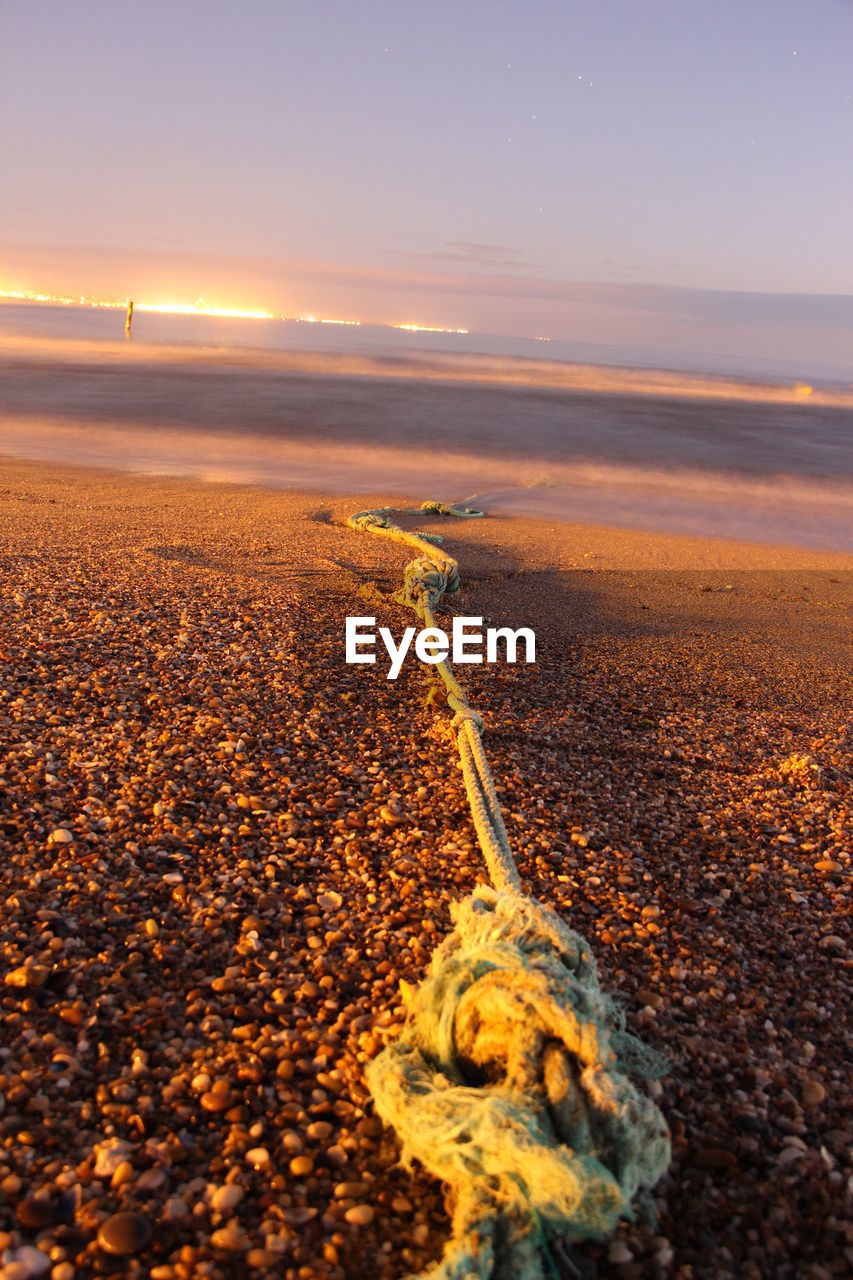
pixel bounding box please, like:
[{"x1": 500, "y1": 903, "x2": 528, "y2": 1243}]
[
  {"x1": 211, "y1": 1183, "x2": 244, "y2": 1213},
  {"x1": 801, "y1": 1079, "x2": 827, "y2": 1107},
  {"x1": 97, "y1": 1210, "x2": 152, "y2": 1256},
  {"x1": 244, "y1": 1146, "x2": 272, "y2": 1169},
  {"x1": 93, "y1": 1138, "x2": 133, "y2": 1178},
  {"x1": 344, "y1": 1204, "x2": 375, "y2": 1227},
  {"x1": 334, "y1": 1181, "x2": 369, "y2": 1199},
  {"x1": 135, "y1": 1166, "x2": 167, "y2": 1191},
  {"x1": 200, "y1": 1089, "x2": 232, "y2": 1112},
  {"x1": 210, "y1": 1226, "x2": 249, "y2": 1251},
  {"x1": 15, "y1": 1197, "x2": 57, "y2": 1230},
  {"x1": 4, "y1": 965, "x2": 48, "y2": 989},
  {"x1": 246, "y1": 1249, "x2": 276, "y2": 1268},
  {"x1": 305, "y1": 1122, "x2": 333, "y2": 1141},
  {"x1": 111, "y1": 1160, "x2": 135, "y2": 1187}
]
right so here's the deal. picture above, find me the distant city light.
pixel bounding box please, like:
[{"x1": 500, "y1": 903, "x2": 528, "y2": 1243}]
[
  {"x1": 135, "y1": 298, "x2": 272, "y2": 320},
  {"x1": 0, "y1": 288, "x2": 271, "y2": 320},
  {"x1": 393, "y1": 323, "x2": 469, "y2": 335},
  {"x1": 0, "y1": 288, "x2": 80, "y2": 306},
  {"x1": 296, "y1": 315, "x2": 361, "y2": 326},
  {"x1": 1, "y1": 289, "x2": 468, "y2": 337}
]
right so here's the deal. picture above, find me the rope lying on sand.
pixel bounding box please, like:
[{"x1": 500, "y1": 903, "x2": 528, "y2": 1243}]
[{"x1": 348, "y1": 502, "x2": 671, "y2": 1280}]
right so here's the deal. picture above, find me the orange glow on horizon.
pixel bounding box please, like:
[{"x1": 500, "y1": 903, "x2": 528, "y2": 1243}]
[
  {"x1": 0, "y1": 287, "x2": 273, "y2": 321},
  {"x1": 296, "y1": 315, "x2": 361, "y2": 326},
  {"x1": 394, "y1": 322, "x2": 469, "y2": 335},
  {"x1": 0, "y1": 289, "x2": 476, "y2": 337},
  {"x1": 135, "y1": 298, "x2": 273, "y2": 320},
  {"x1": 1, "y1": 288, "x2": 83, "y2": 307}
]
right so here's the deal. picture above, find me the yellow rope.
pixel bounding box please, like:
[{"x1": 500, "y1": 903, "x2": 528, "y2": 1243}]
[
  {"x1": 347, "y1": 503, "x2": 518, "y2": 890},
  {"x1": 348, "y1": 501, "x2": 670, "y2": 1280}
]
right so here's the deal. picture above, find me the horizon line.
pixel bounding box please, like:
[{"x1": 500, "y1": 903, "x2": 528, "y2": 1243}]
[{"x1": 0, "y1": 289, "x2": 474, "y2": 337}]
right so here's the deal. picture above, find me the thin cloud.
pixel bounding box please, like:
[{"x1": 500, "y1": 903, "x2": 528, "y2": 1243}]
[{"x1": 391, "y1": 241, "x2": 539, "y2": 271}]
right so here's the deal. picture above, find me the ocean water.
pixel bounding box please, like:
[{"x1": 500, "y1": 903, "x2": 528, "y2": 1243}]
[
  {"x1": 2, "y1": 301, "x2": 852, "y2": 551},
  {"x1": 5, "y1": 299, "x2": 853, "y2": 384}
]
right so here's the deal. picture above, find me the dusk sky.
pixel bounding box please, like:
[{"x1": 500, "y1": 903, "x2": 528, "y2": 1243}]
[{"x1": 2, "y1": 0, "x2": 853, "y2": 360}]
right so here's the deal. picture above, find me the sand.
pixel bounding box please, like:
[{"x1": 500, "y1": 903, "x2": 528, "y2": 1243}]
[{"x1": 0, "y1": 459, "x2": 851, "y2": 1280}]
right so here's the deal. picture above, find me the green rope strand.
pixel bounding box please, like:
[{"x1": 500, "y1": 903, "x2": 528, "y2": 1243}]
[{"x1": 348, "y1": 501, "x2": 670, "y2": 1280}]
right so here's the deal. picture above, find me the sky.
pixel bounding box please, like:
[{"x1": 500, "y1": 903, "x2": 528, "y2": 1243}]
[{"x1": 2, "y1": 0, "x2": 853, "y2": 360}]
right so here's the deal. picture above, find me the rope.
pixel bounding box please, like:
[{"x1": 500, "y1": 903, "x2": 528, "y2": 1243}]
[{"x1": 348, "y1": 502, "x2": 670, "y2": 1280}]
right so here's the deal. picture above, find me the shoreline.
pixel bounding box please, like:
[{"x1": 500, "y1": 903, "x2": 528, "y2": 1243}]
[{"x1": 3, "y1": 453, "x2": 853, "y2": 566}]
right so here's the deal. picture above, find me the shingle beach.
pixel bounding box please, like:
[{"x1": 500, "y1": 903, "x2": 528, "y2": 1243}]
[{"x1": 1, "y1": 460, "x2": 851, "y2": 1280}]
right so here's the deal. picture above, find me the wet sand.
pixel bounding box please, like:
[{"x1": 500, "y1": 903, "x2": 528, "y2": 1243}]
[{"x1": 1, "y1": 460, "x2": 851, "y2": 1280}]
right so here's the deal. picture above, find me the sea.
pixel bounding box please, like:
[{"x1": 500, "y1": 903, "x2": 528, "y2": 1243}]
[{"x1": 2, "y1": 301, "x2": 852, "y2": 551}]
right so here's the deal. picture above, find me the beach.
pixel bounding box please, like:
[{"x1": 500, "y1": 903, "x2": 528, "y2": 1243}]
[
  {"x1": 6, "y1": 0, "x2": 853, "y2": 1272},
  {"x1": 1, "y1": 458, "x2": 851, "y2": 1279}
]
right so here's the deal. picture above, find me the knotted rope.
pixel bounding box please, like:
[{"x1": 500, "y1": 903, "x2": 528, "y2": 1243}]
[{"x1": 348, "y1": 502, "x2": 670, "y2": 1280}]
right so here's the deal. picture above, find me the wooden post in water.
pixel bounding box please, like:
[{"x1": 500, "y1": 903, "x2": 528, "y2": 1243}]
[{"x1": 125, "y1": 299, "x2": 134, "y2": 337}]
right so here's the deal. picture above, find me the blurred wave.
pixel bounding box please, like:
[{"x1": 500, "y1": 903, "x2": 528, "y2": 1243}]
[
  {"x1": 3, "y1": 328, "x2": 853, "y2": 409},
  {"x1": 2, "y1": 327, "x2": 852, "y2": 551},
  {"x1": 2, "y1": 415, "x2": 851, "y2": 551}
]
